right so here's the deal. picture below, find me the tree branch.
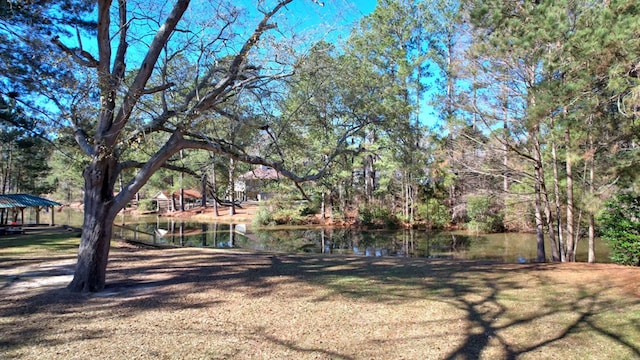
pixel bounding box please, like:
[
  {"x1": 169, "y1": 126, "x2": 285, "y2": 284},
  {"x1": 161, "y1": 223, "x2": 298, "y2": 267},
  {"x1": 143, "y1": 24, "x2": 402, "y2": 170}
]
[
  {"x1": 51, "y1": 36, "x2": 99, "y2": 68},
  {"x1": 190, "y1": 0, "x2": 293, "y2": 114},
  {"x1": 112, "y1": 0, "x2": 129, "y2": 82},
  {"x1": 143, "y1": 82, "x2": 175, "y2": 94},
  {"x1": 104, "y1": 0, "x2": 191, "y2": 147},
  {"x1": 111, "y1": 131, "x2": 186, "y2": 212},
  {"x1": 74, "y1": 128, "x2": 95, "y2": 157},
  {"x1": 119, "y1": 159, "x2": 199, "y2": 178}
]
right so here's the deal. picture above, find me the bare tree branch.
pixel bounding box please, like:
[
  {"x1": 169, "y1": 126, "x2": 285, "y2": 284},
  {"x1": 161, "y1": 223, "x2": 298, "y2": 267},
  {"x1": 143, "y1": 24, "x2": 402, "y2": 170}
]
[
  {"x1": 104, "y1": 0, "x2": 191, "y2": 146},
  {"x1": 112, "y1": 0, "x2": 129, "y2": 82},
  {"x1": 119, "y1": 159, "x2": 199, "y2": 178},
  {"x1": 190, "y1": 0, "x2": 293, "y2": 114},
  {"x1": 51, "y1": 36, "x2": 99, "y2": 68},
  {"x1": 74, "y1": 128, "x2": 95, "y2": 156},
  {"x1": 142, "y1": 82, "x2": 176, "y2": 94}
]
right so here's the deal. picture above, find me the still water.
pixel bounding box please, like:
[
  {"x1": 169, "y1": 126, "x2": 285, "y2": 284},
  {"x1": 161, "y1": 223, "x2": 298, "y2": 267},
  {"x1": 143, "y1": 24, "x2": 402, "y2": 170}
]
[{"x1": 60, "y1": 210, "x2": 610, "y2": 263}]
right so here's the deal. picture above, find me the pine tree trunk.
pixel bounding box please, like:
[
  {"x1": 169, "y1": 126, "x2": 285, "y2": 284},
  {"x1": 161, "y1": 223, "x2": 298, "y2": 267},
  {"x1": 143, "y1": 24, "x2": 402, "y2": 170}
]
[
  {"x1": 180, "y1": 187, "x2": 185, "y2": 211},
  {"x1": 212, "y1": 163, "x2": 219, "y2": 216},
  {"x1": 68, "y1": 159, "x2": 119, "y2": 293},
  {"x1": 179, "y1": 150, "x2": 185, "y2": 211},
  {"x1": 228, "y1": 158, "x2": 235, "y2": 216},
  {"x1": 171, "y1": 191, "x2": 177, "y2": 212},
  {"x1": 551, "y1": 139, "x2": 566, "y2": 262},
  {"x1": 403, "y1": 174, "x2": 409, "y2": 221},
  {"x1": 534, "y1": 164, "x2": 546, "y2": 262},
  {"x1": 364, "y1": 154, "x2": 375, "y2": 203},
  {"x1": 541, "y1": 190, "x2": 558, "y2": 261},
  {"x1": 565, "y1": 127, "x2": 576, "y2": 262},
  {"x1": 588, "y1": 213, "x2": 596, "y2": 263},
  {"x1": 588, "y1": 132, "x2": 596, "y2": 263},
  {"x1": 534, "y1": 130, "x2": 559, "y2": 261},
  {"x1": 201, "y1": 173, "x2": 207, "y2": 207},
  {"x1": 2, "y1": 145, "x2": 12, "y2": 194},
  {"x1": 530, "y1": 119, "x2": 546, "y2": 262}
]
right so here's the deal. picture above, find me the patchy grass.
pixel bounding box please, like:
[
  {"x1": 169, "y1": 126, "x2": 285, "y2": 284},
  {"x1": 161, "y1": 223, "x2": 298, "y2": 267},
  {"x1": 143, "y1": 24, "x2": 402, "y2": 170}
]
[
  {"x1": 1, "y1": 232, "x2": 640, "y2": 359},
  {"x1": 0, "y1": 227, "x2": 81, "y2": 256}
]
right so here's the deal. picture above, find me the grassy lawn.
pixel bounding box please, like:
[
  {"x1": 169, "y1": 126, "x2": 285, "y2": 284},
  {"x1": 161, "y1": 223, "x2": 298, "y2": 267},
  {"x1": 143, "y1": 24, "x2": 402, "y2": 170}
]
[
  {"x1": 0, "y1": 231, "x2": 81, "y2": 256},
  {"x1": 1, "y1": 230, "x2": 639, "y2": 359}
]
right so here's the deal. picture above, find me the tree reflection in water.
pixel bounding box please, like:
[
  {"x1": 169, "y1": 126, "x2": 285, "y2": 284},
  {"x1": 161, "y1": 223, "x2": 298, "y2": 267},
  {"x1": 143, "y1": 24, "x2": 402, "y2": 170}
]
[{"x1": 112, "y1": 219, "x2": 609, "y2": 262}]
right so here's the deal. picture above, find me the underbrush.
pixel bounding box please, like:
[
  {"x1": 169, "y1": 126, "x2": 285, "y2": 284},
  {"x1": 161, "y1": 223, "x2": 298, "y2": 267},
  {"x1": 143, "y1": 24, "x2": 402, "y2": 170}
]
[
  {"x1": 252, "y1": 197, "x2": 317, "y2": 226},
  {"x1": 357, "y1": 204, "x2": 400, "y2": 229}
]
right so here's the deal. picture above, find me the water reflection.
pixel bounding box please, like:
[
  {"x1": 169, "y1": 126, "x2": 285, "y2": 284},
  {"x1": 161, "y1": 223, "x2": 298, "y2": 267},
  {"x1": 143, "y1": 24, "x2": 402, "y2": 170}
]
[
  {"x1": 112, "y1": 222, "x2": 610, "y2": 263},
  {"x1": 59, "y1": 209, "x2": 610, "y2": 263}
]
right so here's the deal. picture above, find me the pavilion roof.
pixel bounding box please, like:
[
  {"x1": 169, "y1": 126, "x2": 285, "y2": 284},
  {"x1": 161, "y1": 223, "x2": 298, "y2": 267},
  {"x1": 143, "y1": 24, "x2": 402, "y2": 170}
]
[{"x1": 0, "y1": 194, "x2": 62, "y2": 209}]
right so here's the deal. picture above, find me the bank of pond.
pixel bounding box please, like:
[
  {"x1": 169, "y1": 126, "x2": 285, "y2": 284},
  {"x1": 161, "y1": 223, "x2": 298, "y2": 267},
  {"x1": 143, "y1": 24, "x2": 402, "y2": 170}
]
[
  {"x1": 58, "y1": 209, "x2": 609, "y2": 263},
  {"x1": 115, "y1": 221, "x2": 608, "y2": 263}
]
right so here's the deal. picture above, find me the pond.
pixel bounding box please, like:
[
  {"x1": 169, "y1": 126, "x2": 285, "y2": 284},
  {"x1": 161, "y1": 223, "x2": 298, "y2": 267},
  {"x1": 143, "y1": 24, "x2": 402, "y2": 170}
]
[{"x1": 60, "y1": 209, "x2": 611, "y2": 263}]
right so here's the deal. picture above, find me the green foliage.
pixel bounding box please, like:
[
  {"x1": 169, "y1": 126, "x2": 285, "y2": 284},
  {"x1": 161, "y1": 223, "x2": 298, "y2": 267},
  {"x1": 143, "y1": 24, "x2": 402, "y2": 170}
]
[
  {"x1": 416, "y1": 198, "x2": 450, "y2": 230},
  {"x1": 599, "y1": 193, "x2": 640, "y2": 266},
  {"x1": 271, "y1": 208, "x2": 305, "y2": 226},
  {"x1": 1, "y1": 0, "x2": 96, "y2": 136},
  {"x1": 252, "y1": 196, "x2": 312, "y2": 227},
  {"x1": 299, "y1": 201, "x2": 319, "y2": 217},
  {"x1": 48, "y1": 150, "x2": 85, "y2": 201},
  {"x1": 252, "y1": 207, "x2": 275, "y2": 227},
  {"x1": 0, "y1": 103, "x2": 56, "y2": 195},
  {"x1": 137, "y1": 199, "x2": 155, "y2": 212},
  {"x1": 465, "y1": 194, "x2": 504, "y2": 233},
  {"x1": 358, "y1": 204, "x2": 400, "y2": 229}
]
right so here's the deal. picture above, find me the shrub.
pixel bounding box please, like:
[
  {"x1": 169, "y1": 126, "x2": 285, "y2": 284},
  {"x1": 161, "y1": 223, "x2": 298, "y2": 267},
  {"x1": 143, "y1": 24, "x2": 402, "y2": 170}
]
[
  {"x1": 465, "y1": 195, "x2": 504, "y2": 233},
  {"x1": 252, "y1": 197, "x2": 310, "y2": 226},
  {"x1": 599, "y1": 193, "x2": 640, "y2": 266},
  {"x1": 137, "y1": 199, "x2": 155, "y2": 212},
  {"x1": 358, "y1": 204, "x2": 399, "y2": 229},
  {"x1": 272, "y1": 208, "x2": 304, "y2": 225},
  {"x1": 252, "y1": 207, "x2": 275, "y2": 227},
  {"x1": 416, "y1": 198, "x2": 450, "y2": 229},
  {"x1": 358, "y1": 206, "x2": 375, "y2": 226}
]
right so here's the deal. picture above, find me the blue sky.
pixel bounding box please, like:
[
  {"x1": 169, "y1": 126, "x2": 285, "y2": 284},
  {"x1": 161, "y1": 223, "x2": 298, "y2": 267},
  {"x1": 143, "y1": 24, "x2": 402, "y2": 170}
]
[
  {"x1": 351, "y1": 0, "x2": 377, "y2": 14},
  {"x1": 60, "y1": 1, "x2": 378, "y2": 65},
  {"x1": 253, "y1": 0, "x2": 378, "y2": 46}
]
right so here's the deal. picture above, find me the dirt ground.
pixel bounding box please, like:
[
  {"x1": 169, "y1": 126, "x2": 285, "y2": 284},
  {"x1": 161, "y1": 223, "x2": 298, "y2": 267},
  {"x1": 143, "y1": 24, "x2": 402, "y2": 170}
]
[
  {"x1": 2, "y1": 228, "x2": 640, "y2": 359},
  {"x1": 171, "y1": 202, "x2": 262, "y2": 223}
]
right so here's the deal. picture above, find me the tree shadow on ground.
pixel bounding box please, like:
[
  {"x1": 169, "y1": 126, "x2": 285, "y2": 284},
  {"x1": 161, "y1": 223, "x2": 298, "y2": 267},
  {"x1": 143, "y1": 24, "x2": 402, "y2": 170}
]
[{"x1": 1, "y1": 248, "x2": 639, "y2": 359}]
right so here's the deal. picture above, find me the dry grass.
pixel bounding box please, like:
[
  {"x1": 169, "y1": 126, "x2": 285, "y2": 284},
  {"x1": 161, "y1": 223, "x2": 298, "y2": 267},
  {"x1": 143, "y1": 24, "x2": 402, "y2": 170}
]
[{"x1": 1, "y1": 229, "x2": 640, "y2": 359}]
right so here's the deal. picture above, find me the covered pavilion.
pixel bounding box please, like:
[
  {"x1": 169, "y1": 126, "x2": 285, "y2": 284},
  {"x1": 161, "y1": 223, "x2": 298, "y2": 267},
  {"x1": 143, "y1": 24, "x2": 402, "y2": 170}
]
[{"x1": 0, "y1": 193, "x2": 62, "y2": 227}]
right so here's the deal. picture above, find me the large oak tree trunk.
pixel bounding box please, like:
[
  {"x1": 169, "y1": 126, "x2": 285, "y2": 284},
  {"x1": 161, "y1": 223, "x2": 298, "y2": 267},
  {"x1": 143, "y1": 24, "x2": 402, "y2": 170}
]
[
  {"x1": 59, "y1": 0, "x2": 299, "y2": 294},
  {"x1": 68, "y1": 158, "x2": 120, "y2": 293}
]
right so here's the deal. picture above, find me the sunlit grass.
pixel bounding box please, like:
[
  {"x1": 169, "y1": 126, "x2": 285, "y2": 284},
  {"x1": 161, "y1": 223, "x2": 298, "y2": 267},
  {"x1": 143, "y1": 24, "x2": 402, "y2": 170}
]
[{"x1": 0, "y1": 232, "x2": 80, "y2": 256}]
